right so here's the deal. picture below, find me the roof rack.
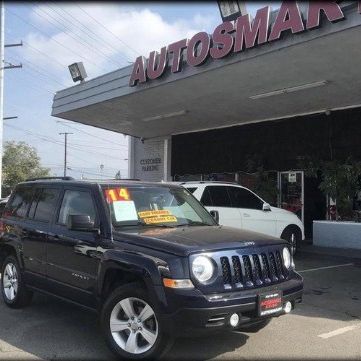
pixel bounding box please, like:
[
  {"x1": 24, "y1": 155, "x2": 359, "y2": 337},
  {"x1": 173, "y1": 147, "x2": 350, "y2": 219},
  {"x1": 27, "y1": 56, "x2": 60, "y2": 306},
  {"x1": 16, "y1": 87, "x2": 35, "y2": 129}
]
[
  {"x1": 180, "y1": 181, "x2": 238, "y2": 185},
  {"x1": 82, "y1": 178, "x2": 141, "y2": 181},
  {"x1": 25, "y1": 176, "x2": 75, "y2": 182}
]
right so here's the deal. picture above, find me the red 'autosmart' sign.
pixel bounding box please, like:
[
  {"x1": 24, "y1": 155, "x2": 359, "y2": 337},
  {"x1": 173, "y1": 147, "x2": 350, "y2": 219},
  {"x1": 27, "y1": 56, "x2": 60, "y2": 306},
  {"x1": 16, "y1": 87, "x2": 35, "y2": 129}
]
[{"x1": 129, "y1": 1, "x2": 360, "y2": 87}]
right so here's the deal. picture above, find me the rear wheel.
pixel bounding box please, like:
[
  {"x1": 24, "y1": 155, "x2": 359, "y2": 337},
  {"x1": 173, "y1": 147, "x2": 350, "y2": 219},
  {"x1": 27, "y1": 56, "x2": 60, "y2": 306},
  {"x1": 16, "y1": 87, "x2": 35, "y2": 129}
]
[
  {"x1": 281, "y1": 227, "x2": 302, "y2": 255},
  {"x1": 100, "y1": 283, "x2": 172, "y2": 360},
  {"x1": 1, "y1": 255, "x2": 33, "y2": 308}
]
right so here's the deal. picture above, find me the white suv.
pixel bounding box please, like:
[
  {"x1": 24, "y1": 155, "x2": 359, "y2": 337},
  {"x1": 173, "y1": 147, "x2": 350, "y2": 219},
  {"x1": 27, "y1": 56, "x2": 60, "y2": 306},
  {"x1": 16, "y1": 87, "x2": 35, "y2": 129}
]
[{"x1": 182, "y1": 182, "x2": 304, "y2": 254}]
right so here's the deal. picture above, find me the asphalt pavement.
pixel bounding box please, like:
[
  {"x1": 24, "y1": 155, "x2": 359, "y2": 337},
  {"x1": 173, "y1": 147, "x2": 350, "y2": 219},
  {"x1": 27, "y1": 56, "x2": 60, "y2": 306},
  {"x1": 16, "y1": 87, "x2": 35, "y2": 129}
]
[{"x1": 0, "y1": 251, "x2": 361, "y2": 360}]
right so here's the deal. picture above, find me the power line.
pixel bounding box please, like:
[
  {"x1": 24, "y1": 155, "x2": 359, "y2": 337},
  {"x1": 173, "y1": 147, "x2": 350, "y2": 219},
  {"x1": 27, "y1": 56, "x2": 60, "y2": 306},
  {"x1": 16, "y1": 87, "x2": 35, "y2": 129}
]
[
  {"x1": 6, "y1": 69, "x2": 55, "y2": 95},
  {"x1": 7, "y1": 54, "x2": 67, "y2": 88},
  {"x1": 29, "y1": 3, "x2": 124, "y2": 68},
  {"x1": 4, "y1": 31, "x2": 70, "y2": 71},
  {"x1": 23, "y1": 40, "x2": 69, "y2": 70},
  {"x1": 76, "y1": 5, "x2": 140, "y2": 57},
  {"x1": 6, "y1": 7, "x2": 110, "y2": 73},
  {"x1": 67, "y1": 142, "x2": 127, "y2": 151},
  {"x1": 57, "y1": 121, "x2": 127, "y2": 146},
  {"x1": 4, "y1": 122, "x2": 127, "y2": 160},
  {"x1": 48, "y1": 2, "x2": 131, "y2": 61}
]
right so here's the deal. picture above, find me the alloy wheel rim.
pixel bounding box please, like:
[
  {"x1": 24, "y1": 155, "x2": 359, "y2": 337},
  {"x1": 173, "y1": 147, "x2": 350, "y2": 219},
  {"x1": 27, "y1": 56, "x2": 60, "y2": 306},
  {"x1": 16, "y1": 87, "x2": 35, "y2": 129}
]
[
  {"x1": 110, "y1": 297, "x2": 158, "y2": 355},
  {"x1": 3, "y1": 263, "x2": 18, "y2": 301}
]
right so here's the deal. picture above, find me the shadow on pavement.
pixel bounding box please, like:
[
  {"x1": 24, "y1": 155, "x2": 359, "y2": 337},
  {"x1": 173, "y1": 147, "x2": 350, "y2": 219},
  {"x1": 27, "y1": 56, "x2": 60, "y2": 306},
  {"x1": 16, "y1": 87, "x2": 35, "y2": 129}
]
[
  {"x1": 167, "y1": 332, "x2": 248, "y2": 361},
  {"x1": 0, "y1": 292, "x2": 248, "y2": 361},
  {"x1": 0, "y1": 293, "x2": 115, "y2": 360}
]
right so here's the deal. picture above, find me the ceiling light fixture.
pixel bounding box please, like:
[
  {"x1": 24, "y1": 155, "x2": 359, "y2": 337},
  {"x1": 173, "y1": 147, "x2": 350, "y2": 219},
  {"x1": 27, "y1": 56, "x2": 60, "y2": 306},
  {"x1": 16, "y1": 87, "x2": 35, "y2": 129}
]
[
  {"x1": 142, "y1": 110, "x2": 188, "y2": 122},
  {"x1": 250, "y1": 80, "x2": 328, "y2": 100}
]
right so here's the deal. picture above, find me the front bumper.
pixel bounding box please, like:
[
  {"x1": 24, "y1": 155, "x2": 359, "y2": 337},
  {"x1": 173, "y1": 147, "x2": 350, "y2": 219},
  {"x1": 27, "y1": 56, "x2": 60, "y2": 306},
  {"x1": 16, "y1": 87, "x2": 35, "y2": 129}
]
[{"x1": 161, "y1": 276, "x2": 303, "y2": 337}]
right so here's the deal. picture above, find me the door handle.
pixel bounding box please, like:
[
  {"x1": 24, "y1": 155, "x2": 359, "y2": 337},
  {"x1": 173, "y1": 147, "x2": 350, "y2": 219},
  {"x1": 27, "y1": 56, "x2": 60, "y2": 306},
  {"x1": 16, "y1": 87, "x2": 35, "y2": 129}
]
[{"x1": 243, "y1": 213, "x2": 251, "y2": 217}]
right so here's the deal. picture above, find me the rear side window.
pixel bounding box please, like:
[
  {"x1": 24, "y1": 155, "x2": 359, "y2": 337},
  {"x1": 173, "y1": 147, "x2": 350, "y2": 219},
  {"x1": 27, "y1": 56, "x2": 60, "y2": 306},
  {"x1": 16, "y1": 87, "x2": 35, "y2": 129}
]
[
  {"x1": 228, "y1": 187, "x2": 263, "y2": 210},
  {"x1": 5, "y1": 187, "x2": 34, "y2": 218},
  {"x1": 33, "y1": 188, "x2": 61, "y2": 222},
  {"x1": 58, "y1": 190, "x2": 96, "y2": 225},
  {"x1": 201, "y1": 186, "x2": 232, "y2": 207}
]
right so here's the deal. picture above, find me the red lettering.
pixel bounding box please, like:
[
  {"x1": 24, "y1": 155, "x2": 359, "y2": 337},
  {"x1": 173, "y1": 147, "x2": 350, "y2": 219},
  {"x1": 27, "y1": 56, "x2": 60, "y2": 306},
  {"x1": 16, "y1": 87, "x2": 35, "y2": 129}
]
[
  {"x1": 129, "y1": 56, "x2": 146, "y2": 87},
  {"x1": 186, "y1": 32, "x2": 211, "y2": 67},
  {"x1": 234, "y1": 6, "x2": 270, "y2": 52},
  {"x1": 306, "y1": 1, "x2": 344, "y2": 29},
  {"x1": 168, "y1": 39, "x2": 188, "y2": 73},
  {"x1": 268, "y1": 1, "x2": 304, "y2": 41},
  {"x1": 210, "y1": 21, "x2": 234, "y2": 59},
  {"x1": 147, "y1": 47, "x2": 167, "y2": 80}
]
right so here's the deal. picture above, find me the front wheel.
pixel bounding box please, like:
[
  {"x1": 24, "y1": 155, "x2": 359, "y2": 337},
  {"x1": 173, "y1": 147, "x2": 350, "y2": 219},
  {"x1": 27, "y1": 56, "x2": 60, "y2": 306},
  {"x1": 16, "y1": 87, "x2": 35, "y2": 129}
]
[
  {"x1": 100, "y1": 283, "x2": 172, "y2": 360},
  {"x1": 1, "y1": 255, "x2": 33, "y2": 308},
  {"x1": 281, "y1": 227, "x2": 302, "y2": 255}
]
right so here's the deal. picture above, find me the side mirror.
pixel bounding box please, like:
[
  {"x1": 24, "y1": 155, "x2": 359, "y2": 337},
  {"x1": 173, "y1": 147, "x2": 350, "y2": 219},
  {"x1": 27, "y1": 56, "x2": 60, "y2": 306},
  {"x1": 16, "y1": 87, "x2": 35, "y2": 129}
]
[
  {"x1": 209, "y1": 210, "x2": 219, "y2": 223},
  {"x1": 263, "y1": 203, "x2": 271, "y2": 212},
  {"x1": 67, "y1": 214, "x2": 97, "y2": 232}
]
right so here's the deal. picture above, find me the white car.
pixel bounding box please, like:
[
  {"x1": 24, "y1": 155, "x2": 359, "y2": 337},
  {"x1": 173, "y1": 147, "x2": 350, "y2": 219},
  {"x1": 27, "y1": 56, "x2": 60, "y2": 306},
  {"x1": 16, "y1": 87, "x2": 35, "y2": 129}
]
[{"x1": 181, "y1": 182, "x2": 304, "y2": 254}]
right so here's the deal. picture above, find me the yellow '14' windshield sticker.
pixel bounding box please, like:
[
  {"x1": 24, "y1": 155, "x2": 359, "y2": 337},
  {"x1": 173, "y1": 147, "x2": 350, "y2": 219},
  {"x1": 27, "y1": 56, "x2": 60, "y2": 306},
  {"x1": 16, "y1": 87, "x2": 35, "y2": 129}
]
[
  {"x1": 138, "y1": 210, "x2": 172, "y2": 218},
  {"x1": 143, "y1": 215, "x2": 177, "y2": 224}
]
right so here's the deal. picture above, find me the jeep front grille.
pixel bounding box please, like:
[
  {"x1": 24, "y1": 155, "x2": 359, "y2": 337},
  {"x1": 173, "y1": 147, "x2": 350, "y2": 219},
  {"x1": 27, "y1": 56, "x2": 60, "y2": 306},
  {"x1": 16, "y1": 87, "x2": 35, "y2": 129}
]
[{"x1": 220, "y1": 250, "x2": 287, "y2": 290}]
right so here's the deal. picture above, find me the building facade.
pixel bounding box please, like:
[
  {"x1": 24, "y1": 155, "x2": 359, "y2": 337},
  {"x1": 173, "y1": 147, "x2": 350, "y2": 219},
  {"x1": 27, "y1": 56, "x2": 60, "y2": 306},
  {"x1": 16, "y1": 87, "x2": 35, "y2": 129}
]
[{"x1": 52, "y1": 1, "x2": 361, "y2": 241}]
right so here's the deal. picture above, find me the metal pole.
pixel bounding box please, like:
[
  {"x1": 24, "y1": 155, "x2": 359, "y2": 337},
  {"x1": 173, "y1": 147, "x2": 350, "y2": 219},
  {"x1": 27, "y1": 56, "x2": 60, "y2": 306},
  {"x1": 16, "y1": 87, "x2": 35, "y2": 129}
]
[
  {"x1": 0, "y1": 2, "x2": 5, "y2": 198},
  {"x1": 59, "y1": 132, "x2": 73, "y2": 177}
]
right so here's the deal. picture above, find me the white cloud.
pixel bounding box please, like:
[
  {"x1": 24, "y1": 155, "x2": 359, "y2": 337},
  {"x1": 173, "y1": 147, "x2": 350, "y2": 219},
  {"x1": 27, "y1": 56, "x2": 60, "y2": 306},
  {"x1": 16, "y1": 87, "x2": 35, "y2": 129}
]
[
  {"x1": 23, "y1": 4, "x2": 217, "y2": 83},
  {"x1": 6, "y1": 3, "x2": 220, "y2": 178}
]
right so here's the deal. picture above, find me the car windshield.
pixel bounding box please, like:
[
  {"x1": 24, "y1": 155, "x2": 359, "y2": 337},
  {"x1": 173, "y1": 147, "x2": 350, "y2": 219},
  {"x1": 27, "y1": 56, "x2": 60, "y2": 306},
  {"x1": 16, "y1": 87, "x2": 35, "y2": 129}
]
[{"x1": 102, "y1": 185, "x2": 216, "y2": 228}]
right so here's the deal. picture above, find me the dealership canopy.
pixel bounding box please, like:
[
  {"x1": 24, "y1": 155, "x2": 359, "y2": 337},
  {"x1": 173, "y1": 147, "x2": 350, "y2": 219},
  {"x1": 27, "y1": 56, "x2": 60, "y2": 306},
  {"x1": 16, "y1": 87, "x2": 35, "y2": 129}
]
[{"x1": 52, "y1": 1, "x2": 361, "y2": 139}]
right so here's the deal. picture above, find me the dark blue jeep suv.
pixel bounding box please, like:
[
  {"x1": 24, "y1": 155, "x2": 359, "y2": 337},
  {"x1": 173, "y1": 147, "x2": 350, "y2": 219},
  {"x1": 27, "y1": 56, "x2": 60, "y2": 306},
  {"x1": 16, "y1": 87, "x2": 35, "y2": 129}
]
[{"x1": 0, "y1": 178, "x2": 303, "y2": 359}]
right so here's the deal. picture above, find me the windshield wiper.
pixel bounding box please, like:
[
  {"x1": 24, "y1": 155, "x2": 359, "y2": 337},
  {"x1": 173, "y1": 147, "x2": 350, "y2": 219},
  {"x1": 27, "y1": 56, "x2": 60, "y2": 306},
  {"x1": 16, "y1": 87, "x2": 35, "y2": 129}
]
[
  {"x1": 175, "y1": 220, "x2": 210, "y2": 227},
  {"x1": 118, "y1": 221, "x2": 176, "y2": 228}
]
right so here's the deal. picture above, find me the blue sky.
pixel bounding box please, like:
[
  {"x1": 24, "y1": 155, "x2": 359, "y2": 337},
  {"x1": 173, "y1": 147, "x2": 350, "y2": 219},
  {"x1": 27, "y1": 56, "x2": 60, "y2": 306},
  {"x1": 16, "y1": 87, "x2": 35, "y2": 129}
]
[{"x1": 3, "y1": 2, "x2": 277, "y2": 179}]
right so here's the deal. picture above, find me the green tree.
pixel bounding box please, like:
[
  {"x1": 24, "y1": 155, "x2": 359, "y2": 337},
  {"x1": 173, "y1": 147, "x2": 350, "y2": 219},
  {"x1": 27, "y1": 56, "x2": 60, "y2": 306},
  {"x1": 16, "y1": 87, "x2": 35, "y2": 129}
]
[
  {"x1": 303, "y1": 157, "x2": 361, "y2": 220},
  {"x1": 2, "y1": 141, "x2": 51, "y2": 196}
]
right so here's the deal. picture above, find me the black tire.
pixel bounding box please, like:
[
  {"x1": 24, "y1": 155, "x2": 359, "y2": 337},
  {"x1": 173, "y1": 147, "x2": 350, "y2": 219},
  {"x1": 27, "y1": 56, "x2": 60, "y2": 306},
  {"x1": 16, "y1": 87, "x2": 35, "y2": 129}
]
[
  {"x1": 1, "y1": 255, "x2": 33, "y2": 308},
  {"x1": 100, "y1": 283, "x2": 172, "y2": 360},
  {"x1": 236, "y1": 318, "x2": 271, "y2": 333},
  {"x1": 281, "y1": 226, "x2": 302, "y2": 255}
]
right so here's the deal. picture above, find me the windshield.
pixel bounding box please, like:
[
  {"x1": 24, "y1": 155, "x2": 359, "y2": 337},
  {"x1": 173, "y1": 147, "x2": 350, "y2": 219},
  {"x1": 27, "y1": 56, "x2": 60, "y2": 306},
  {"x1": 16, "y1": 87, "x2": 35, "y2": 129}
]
[{"x1": 102, "y1": 185, "x2": 216, "y2": 228}]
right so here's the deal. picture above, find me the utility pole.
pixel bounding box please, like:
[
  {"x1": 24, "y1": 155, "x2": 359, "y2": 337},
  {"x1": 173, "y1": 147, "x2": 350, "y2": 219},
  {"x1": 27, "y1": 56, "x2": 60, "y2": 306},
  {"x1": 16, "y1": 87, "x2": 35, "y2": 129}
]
[
  {"x1": 0, "y1": 2, "x2": 22, "y2": 198},
  {"x1": 59, "y1": 132, "x2": 73, "y2": 177}
]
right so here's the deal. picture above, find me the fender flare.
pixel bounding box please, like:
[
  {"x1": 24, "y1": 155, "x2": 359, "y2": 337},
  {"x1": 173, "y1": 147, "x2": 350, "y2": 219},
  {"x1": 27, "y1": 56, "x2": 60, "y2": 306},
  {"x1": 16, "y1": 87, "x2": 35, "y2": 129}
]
[{"x1": 97, "y1": 250, "x2": 168, "y2": 310}]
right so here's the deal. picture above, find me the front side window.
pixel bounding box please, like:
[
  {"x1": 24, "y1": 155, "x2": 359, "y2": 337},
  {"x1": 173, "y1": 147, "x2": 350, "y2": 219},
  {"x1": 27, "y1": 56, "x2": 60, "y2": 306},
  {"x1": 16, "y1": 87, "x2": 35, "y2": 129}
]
[
  {"x1": 102, "y1": 185, "x2": 215, "y2": 228},
  {"x1": 5, "y1": 187, "x2": 34, "y2": 218},
  {"x1": 203, "y1": 186, "x2": 232, "y2": 207},
  {"x1": 58, "y1": 190, "x2": 96, "y2": 225},
  {"x1": 228, "y1": 187, "x2": 263, "y2": 210},
  {"x1": 33, "y1": 188, "x2": 61, "y2": 222}
]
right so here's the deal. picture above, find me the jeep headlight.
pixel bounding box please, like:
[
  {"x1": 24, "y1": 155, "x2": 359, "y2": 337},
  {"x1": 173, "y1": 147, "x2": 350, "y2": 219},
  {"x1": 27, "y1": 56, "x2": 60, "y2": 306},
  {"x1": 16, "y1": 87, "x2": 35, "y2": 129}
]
[
  {"x1": 283, "y1": 247, "x2": 292, "y2": 269},
  {"x1": 191, "y1": 256, "x2": 214, "y2": 283}
]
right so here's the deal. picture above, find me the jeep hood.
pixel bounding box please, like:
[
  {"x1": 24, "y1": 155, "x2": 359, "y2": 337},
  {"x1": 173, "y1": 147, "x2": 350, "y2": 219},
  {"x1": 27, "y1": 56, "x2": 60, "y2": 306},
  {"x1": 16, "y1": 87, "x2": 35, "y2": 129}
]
[{"x1": 112, "y1": 225, "x2": 286, "y2": 257}]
